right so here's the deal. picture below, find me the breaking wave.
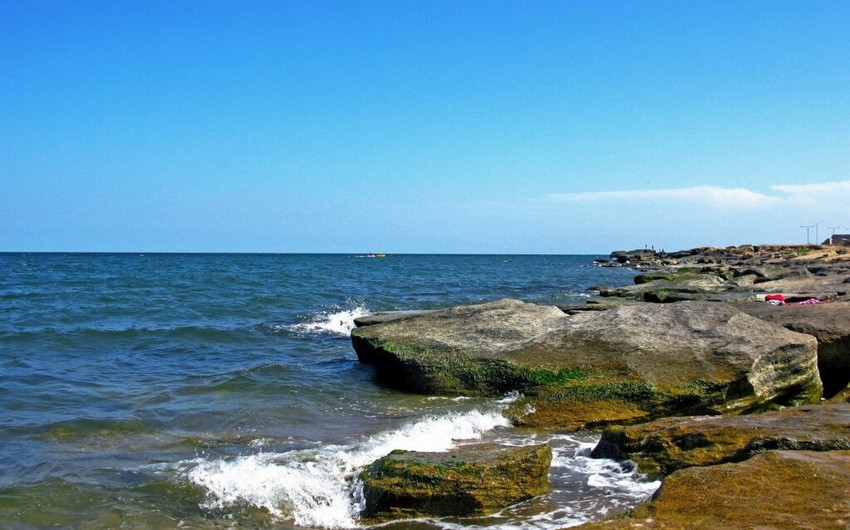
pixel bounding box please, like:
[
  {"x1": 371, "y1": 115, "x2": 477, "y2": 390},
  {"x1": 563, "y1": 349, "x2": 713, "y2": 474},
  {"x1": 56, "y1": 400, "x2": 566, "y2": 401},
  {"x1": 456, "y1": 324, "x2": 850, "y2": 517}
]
[
  {"x1": 182, "y1": 407, "x2": 659, "y2": 530},
  {"x1": 185, "y1": 407, "x2": 511, "y2": 528},
  {"x1": 285, "y1": 306, "x2": 370, "y2": 337}
]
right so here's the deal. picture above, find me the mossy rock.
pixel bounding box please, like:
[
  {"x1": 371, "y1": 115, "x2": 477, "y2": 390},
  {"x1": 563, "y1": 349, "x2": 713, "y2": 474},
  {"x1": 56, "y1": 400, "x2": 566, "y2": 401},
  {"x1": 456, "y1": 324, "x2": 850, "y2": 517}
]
[
  {"x1": 642, "y1": 289, "x2": 731, "y2": 303},
  {"x1": 733, "y1": 301, "x2": 850, "y2": 399},
  {"x1": 359, "y1": 443, "x2": 551, "y2": 523},
  {"x1": 591, "y1": 402, "x2": 850, "y2": 479},
  {"x1": 633, "y1": 269, "x2": 709, "y2": 284},
  {"x1": 352, "y1": 300, "x2": 822, "y2": 430},
  {"x1": 575, "y1": 450, "x2": 850, "y2": 529},
  {"x1": 601, "y1": 274, "x2": 730, "y2": 300}
]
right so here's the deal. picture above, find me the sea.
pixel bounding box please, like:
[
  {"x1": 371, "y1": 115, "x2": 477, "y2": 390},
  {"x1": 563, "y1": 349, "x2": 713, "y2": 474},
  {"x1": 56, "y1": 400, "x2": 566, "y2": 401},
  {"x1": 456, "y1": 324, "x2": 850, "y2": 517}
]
[{"x1": 0, "y1": 253, "x2": 659, "y2": 530}]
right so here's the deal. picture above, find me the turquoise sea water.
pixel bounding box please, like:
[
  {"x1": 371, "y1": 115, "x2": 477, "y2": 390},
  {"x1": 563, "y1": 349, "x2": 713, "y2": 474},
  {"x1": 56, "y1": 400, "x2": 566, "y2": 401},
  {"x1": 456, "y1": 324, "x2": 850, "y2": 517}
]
[{"x1": 0, "y1": 253, "x2": 656, "y2": 529}]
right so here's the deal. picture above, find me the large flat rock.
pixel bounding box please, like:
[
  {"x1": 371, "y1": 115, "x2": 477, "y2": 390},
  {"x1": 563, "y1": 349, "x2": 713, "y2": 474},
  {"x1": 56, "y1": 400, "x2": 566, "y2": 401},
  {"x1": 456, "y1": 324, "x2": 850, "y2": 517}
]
[
  {"x1": 353, "y1": 310, "x2": 435, "y2": 327},
  {"x1": 575, "y1": 450, "x2": 850, "y2": 529},
  {"x1": 591, "y1": 402, "x2": 850, "y2": 478},
  {"x1": 351, "y1": 299, "x2": 822, "y2": 430},
  {"x1": 599, "y1": 273, "x2": 730, "y2": 301}
]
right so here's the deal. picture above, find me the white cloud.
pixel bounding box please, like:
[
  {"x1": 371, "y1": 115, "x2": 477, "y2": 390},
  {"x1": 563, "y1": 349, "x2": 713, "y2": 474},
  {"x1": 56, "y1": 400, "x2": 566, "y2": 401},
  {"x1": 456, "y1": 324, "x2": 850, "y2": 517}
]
[
  {"x1": 770, "y1": 180, "x2": 850, "y2": 198},
  {"x1": 547, "y1": 179, "x2": 850, "y2": 210},
  {"x1": 546, "y1": 185, "x2": 781, "y2": 209},
  {"x1": 769, "y1": 180, "x2": 850, "y2": 214},
  {"x1": 536, "y1": 179, "x2": 849, "y2": 250}
]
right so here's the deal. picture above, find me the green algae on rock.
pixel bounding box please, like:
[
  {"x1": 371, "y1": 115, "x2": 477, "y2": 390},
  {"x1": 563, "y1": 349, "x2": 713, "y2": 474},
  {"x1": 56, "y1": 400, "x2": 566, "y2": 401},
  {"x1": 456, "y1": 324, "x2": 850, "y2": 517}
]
[
  {"x1": 351, "y1": 299, "x2": 822, "y2": 430},
  {"x1": 591, "y1": 401, "x2": 850, "y2": 479},
  {"x1": 574, "y1": 450, "x2": 850, "y2": 530},
  {"x1": 359, "y1": 443, "x2": 551, "y2": 523},
  {"x1": 732, "y1": 300, "x2": 850, "y2": 398}
]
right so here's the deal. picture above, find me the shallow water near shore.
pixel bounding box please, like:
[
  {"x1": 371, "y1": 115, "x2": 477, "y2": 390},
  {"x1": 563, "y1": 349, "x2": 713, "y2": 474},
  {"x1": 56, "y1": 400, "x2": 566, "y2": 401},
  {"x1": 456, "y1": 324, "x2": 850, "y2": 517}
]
[{"x1": 0, "y1": 253, "x2": 655, "y2": 529}]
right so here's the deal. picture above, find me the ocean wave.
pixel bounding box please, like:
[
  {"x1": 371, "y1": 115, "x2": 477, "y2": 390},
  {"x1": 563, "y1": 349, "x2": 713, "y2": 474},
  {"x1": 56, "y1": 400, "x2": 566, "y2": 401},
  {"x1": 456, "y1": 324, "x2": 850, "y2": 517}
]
[
  {"x1": 184, "y1": 406, "x2": 511, "y2": 528},
  {"x1": 182, "y1": 415, "x2": 659, "y2": 530},
  {"x1": 283, "y1": 306, "x2": 370, "y2": 337}
]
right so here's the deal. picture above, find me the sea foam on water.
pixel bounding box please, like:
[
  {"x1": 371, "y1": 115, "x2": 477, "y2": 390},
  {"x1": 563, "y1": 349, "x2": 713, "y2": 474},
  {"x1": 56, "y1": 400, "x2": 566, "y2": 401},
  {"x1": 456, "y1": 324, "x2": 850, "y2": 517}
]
[
  {"x1": 287, "y1": 306, "x2": 370, "y2": 336},
  {"x1": 186, "y1": 407, "x2": 512, "y2": 528},
  {"x1": 1, "y1": 254, "x2": 650, "y2": 528},
  {"x1": 185, "y1": 405, "x2": 659, "y2": 529}
]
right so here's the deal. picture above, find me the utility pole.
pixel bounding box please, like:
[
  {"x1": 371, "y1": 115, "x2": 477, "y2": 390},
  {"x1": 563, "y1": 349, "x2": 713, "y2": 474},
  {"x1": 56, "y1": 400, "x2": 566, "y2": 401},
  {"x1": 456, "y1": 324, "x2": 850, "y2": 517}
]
[
  {"x1": 814, "y1": 220, "x2": 824, "y2": 244},
  {"x1": 801, "y1": 225, "x2": 814, "y2": 244}
]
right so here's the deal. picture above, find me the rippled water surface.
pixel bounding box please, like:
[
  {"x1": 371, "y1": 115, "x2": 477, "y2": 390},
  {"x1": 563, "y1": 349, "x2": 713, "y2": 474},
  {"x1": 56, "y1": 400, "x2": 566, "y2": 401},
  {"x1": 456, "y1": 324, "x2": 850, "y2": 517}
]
[{"x1": 0, "y1": 253, "x2": 654, "y2": 529}]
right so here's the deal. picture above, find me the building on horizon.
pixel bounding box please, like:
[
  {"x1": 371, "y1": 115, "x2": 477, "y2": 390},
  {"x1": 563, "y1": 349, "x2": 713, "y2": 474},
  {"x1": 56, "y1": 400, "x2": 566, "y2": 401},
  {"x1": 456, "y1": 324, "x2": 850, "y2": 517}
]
[{"x1": 824, "y1": 234, "x2": 850, "y2": 245}]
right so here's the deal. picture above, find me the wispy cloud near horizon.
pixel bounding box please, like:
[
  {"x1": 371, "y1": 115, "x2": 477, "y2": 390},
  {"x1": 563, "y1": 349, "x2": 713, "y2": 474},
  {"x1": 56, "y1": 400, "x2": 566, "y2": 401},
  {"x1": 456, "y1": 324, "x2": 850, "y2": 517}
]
[
  {"x1": 546, "y1": 185, "x2": 780, "y2": 209},
  {"x1": 771, "y1": 180, "x2": 850, "y2": 197},
  {"x1": 546, "y1": 180, "x2": 850, "y2": 210}
]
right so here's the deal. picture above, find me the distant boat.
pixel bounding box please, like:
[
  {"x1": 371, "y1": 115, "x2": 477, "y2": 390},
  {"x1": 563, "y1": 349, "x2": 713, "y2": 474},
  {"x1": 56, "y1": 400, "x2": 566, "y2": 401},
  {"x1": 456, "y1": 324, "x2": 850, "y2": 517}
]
[{"x1": 364, "y1": 253, "x2": 387, "y2": 258}]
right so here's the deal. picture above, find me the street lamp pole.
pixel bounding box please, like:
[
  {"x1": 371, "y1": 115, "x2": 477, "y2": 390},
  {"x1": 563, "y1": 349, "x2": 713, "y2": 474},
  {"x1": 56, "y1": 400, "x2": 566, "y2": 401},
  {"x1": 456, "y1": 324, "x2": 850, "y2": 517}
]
[
  {"x1": 814, "y1": 220, "x2": 824, "y2": 244},
  {"x1": 801, "y1": 225, "x2": 814, "y2": 244}
]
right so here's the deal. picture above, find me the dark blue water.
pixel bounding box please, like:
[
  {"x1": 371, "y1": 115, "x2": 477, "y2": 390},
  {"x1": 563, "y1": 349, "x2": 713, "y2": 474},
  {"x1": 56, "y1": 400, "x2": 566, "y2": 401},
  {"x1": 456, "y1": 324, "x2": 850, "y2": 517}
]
[{"x1": 0, "y1": 253, "x2": 653, "y2": 529}]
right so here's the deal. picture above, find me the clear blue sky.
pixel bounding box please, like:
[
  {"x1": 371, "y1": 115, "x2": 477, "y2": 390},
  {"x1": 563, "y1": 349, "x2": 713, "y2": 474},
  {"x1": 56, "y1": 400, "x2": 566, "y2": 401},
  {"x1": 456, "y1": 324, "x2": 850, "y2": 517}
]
[{"x1": 2, "y1": 1, "x2": 848, "y2": 253}]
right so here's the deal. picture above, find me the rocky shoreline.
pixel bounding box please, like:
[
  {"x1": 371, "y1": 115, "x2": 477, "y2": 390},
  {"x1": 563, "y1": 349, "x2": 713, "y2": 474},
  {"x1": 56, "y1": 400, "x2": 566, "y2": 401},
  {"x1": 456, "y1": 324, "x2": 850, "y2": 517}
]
[{"x1": 349, "y1": 244, "x2": 850, "y2": 527}]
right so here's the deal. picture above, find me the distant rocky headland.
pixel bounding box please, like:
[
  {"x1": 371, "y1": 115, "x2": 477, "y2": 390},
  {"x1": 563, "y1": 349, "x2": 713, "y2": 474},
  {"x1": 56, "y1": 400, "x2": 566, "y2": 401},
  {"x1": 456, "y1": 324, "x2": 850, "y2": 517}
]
[
  {"x1": 350, "y1": 244, "x2": 850, "y2": 528},
  {"x1": 595, "y1": 243, "x2": 850, "y2": 303}
]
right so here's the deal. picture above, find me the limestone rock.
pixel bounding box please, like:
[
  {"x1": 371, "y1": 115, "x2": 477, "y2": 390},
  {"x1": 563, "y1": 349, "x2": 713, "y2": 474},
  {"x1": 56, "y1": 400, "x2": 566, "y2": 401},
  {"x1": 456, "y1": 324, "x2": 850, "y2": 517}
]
[
  {"x1": 351, "y1": 299, "x2": 822, "y2": 430},
  {"x1": 733, "y1": 301, "x2": 850, "y2": 397},
  {"x1": 596, "y1": 245, "x2": 850, "y2": 302},
  {"x1": 599, "y1": 273, "x2": 729, "y2": 301},
  {"x1": 574, "y1": 450, "x2": 850, "y2": 529},
  {"x1": 350, "y1": 299, "x2": 568, "y2": 383},
  {"x1": 591, "y1": 402, "x2": 850, "y2": 478},
  {"x1": 359, "y1": 443, "x2": 551, "y2": 523},
  {"x1": 353, "y1": 310, "x2": 435, "y2": 328}
]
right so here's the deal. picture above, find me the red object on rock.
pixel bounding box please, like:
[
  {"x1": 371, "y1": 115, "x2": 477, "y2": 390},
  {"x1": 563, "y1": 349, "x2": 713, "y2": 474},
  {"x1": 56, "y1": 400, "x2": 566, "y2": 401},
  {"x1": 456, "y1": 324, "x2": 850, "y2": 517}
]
[{"x1": 765, "y1": 294, "x2": 785, "y2": 304}]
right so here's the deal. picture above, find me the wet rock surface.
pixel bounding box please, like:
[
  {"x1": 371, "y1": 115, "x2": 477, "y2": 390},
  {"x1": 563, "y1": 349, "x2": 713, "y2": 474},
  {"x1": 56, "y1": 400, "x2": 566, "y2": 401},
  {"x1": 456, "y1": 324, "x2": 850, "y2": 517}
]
[
  {"x1": 351, "y1": 244, "x2": 850, "y2": 526},
  {"x1": 574, "y1": 450, "x2": 850, "y2": 529},
  {"x1": 591, "y1": 402, "x2": 850, "y2": 478},
  {"x1": 359, "y1": 443, "x2": 552, "y2": 522}
]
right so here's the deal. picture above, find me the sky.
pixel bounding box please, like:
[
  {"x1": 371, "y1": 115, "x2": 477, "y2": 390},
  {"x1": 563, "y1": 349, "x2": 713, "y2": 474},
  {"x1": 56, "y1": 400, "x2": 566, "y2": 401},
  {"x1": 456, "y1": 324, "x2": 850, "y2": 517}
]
[{"x1": 2, "y1": 1, "x2": 848, "y2": 254}]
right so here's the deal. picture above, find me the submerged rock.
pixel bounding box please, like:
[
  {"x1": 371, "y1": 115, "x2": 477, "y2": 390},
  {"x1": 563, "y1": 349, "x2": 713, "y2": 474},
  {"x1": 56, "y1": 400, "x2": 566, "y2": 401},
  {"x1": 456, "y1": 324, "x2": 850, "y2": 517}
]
[
  {"x1": 359, "y1": 443, "x2": 551, "y2": 522},
  {"x1": 591, "y1": 402, "x2": 850, "y2": 478},
  {"x1": 351, "y1": 299, "x2": 822, "y2": 430},
  {"x1": 574, "y1": 450, "x2": 850, "y2": 529}
]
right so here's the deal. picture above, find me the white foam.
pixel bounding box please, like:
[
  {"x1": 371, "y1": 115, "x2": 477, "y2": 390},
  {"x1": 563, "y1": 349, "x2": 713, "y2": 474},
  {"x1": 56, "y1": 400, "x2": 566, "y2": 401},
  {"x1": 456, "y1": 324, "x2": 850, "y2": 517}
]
[
  {"x1": 288, "y1": 306, "x2": 370, "y2": 336},
  {"x1": 426, "y1": 433, "x2": 660, "y2": 530},
  {"x1": 550, "y1": 435, "x2": 659, "y2": 493},
  {"x1": 188, "y1": 452, "x2": 358, "y2": 526},
  {"x1": 185, "y1": 407, "x2": 511, "y2": 528},
  {"x1": 184, "y1": 413, "x2": 660, "y2": 530}
]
